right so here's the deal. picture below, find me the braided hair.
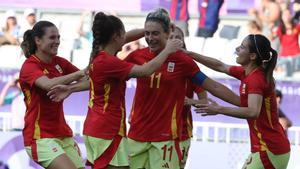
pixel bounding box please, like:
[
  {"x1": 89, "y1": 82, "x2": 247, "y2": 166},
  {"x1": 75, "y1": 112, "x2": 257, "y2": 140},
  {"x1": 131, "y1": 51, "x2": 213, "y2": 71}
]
[{"x1": 89, "y1": 12, "x2": 124, "y2": 64}]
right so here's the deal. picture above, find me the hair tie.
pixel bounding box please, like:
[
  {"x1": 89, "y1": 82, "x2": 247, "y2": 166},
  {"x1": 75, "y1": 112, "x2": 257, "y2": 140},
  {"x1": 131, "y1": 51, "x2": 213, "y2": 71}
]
[{"x1": 262, "y1": 55, "x2": 272, "y2": 63}]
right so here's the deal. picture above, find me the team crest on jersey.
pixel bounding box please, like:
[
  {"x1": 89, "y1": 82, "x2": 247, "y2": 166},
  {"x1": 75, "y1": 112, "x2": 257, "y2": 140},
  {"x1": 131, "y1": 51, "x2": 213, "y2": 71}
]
[
  {"x1": 167, "y1": 62, "x2": 175, "y2": 72},
  {"x1": 241, "y1": 83, "x2": 246, "y2": 94},
  {"x1": 55, "y1": 64, "x2": 63, "y2": 73}
]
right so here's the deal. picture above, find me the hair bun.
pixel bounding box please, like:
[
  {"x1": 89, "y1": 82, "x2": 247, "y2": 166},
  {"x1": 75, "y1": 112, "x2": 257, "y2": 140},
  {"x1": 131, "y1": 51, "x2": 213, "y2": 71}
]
[
  {"x1": 95, "y1": 12, "x2": 107, "y2": 21},
  {"x1": 146, "y1": 8, "x2": 170, "y2": 32}
]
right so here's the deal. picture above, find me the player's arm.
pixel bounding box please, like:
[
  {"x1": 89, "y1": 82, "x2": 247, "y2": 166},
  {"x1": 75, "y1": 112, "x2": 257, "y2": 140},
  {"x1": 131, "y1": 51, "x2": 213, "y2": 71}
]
[
  {"x1": 197, "y1": 91, "x2": 208, "y2": 103},
  {"x1": 128, "y1": 39, "x2": 182, "y2": 77},
  {"x1": 35, "y1": 70, "x2": 85, "y2": 92},
  {"x1": 187, "y1": 51, "x2": 231, "y2": 75},
  {"x1": 196, "y1": 94, "x2": 262, "y2": 119},
  {"x1": 47, "y1": 79, "x2": 90, "y2": 102},
  {"x1": 185, "y1": 91, "x2": 208, "y2": 106},
  {"x1": 192, "y1": 72, "x2": 240, "y2": 106},
  {"x1": 125, "y1": 28, "x2": 144, "y2": 43}
]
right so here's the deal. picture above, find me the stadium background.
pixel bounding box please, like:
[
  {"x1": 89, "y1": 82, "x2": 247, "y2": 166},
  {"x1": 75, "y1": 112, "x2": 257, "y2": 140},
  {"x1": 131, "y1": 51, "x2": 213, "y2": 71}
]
[{"x1": 0, "y1": 0, "x2": 300, "y2": 168}]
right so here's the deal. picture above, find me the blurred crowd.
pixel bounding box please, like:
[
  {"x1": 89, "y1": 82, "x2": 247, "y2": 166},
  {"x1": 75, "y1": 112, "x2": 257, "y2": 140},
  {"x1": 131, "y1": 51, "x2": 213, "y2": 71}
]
[
  {"x1": 0, "y1": 8, "x2": 36, "y2": 46},
  {"x1": 248, "y1": 0, "x2": 300, "y2": 77},
  {"x1": 0, "y1": 1, "x2": 300, "y2": 78}
]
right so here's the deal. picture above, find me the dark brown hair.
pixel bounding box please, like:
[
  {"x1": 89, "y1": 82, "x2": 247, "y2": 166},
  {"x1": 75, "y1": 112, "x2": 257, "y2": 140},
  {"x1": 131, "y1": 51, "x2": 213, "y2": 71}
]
[
  {"x1": 20, "y1": 21, "x2": 55, "y2": 58},
  {"x1": 248, "y1": 34, "x2": 277, "y2": 85},
  {"x1": 89, "y1": 12, "x2": 124, "y2": 64}
]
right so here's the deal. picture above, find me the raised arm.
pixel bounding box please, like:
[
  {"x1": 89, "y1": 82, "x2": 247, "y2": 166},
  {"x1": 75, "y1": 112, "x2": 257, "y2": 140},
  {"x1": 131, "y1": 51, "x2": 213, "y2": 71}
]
[
  {"x1": 128, "y1": 39, "x2": 182, "y2": 78},
  {"x1": 125, "y1": 28, "x2": 145, "y2": 43},
  {"x1": 187, "y1": 51, "x2": 231, "y2": 75},
  {"x1": 200, "y1": 77, "x2": 240, "y2": 106}
]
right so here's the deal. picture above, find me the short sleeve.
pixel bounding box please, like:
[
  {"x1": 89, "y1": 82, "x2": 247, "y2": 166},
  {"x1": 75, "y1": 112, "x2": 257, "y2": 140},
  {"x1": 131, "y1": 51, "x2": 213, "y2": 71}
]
[
  {"x1": 179, "y1": 52, "x2": 200, "y2": 78},
  {"x1": 247, "y1": 74, "x2": 264, "y2": 95},
  {"x1": 20, "y1": 60, "x2": 45, "y2": 88},
  {"x1": 229, "y1": 66, "x2": 245, "y2": 80},
  {"x1": 95, "y1": 56, "x2": 134, "y2": 80},
  {"x1": 124, "y1": 50, "x2": 137, "y2": 64}
]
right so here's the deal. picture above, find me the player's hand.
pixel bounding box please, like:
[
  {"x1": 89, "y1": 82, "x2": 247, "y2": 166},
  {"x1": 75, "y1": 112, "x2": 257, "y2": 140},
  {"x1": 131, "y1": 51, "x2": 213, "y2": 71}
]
[
  {"x1": 78, "y1": 69, "x2": 87, "y2": 79},
  {"x1": 164, "y1": 39, "x2": 183, "y2": 54},
  {"x1": 78, "y1": 68, "x2": 89, "y2": 81},
  {"x1": 194, "y1": 98, "x2": 219, "y2": 116},
  {"x1": 184, "y1": 96, "x2": 199, "y2": 106},
  {"x1": 84, "y1": 67, "x2": 89, "y2": 75},
  {"x1": 47, "y1": 84, "x2": 71, "y2": 102}
]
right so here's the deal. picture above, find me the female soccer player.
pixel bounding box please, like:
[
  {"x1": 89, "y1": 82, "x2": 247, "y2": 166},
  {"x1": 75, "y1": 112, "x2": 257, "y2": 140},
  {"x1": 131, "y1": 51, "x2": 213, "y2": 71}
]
[
  {"x1": 83, "y1": 12, "x2": 184, "y2": 169},
  {"x1": 189, "y1": 34, "x2": 290, "y2": 169},
  {"x1": 47, "y1": 12, "x2": 182, "y2": 169},
  {"x1": 169, "y1": 26, "x2": 208, "y2": 168},
  {"x1": 125, "y1": 8, "x2": 239, "y2": 169},
  {"x1": 19, "y1": 21, "x2": 85, "y2": 169}
]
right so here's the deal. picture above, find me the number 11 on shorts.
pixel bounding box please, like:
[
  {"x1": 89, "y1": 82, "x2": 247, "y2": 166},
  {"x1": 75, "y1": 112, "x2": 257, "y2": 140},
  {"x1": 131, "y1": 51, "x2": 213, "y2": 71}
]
[{"x1": 161, "y1": 145, "x2": 173, "y2": 161}]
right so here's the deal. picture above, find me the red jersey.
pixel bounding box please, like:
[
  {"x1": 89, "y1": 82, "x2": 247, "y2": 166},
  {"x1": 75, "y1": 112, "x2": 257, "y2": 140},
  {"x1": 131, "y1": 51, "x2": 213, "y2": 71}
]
[
  {"x1": 276, "y1": 24, "x2": 300, "y2": 57},
  {"x1": 125, "y1": 48, "x2": 200, "y2": 141},
  {"x1": 19, "y1": 55, "x2": 79, "y2": 146},
  {"x1": 83, "y1": 51, "x2": 134, "y2": 139},
  {"x1": 229, "y1": 66, "x2": 290, "y2": 154},
  {"x1": 180, "y1": 80, "x2": 204, "y2": 141}
]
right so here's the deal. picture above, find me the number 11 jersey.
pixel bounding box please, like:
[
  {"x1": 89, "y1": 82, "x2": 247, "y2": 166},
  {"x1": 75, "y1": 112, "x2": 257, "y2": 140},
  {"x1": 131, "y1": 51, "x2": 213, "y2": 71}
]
[{"x1": 125, "y1": 47, "x2": 200, "y2": 142}]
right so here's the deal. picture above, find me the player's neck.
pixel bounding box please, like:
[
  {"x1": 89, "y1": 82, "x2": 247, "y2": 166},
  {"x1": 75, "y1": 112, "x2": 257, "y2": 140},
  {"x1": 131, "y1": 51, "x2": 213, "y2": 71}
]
[
  {"x1": 244, "y1": 63, "x2": 259, "y2": 75},
  {"x1": 34, "y1": 51, "x2": 53, "y2": 64},
  {"x1": 103, "y1": 44, "x2": 118, "y2": 56}
]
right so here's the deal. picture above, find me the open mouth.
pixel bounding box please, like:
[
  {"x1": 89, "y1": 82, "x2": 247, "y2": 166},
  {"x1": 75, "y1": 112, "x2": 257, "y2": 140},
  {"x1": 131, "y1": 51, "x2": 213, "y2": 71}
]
[{"x1": 52, "y1": 45, "x2": 59, "y2": 49}]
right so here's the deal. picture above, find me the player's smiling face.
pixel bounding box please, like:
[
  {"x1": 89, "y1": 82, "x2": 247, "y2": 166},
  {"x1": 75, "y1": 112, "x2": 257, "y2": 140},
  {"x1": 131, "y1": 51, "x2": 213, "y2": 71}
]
[
  {"x1": 235, "y1": 38, "x2": 252, "y2": 66},
  {"x1": 35, "y1": 26, "x2": 60, "y2": 57},
  {"x1": 144, "y1": 21, "x2": 169, "y2": 54}
]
